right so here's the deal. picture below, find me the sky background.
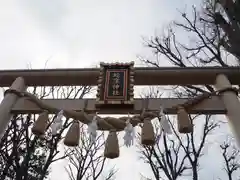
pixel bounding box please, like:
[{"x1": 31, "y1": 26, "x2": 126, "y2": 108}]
[
  {"x1": 0, "y1": 0, "x2": 237, "y2": 180},
  {"x1": 0, "y1": 0, "x2": 198, "y2": 70}
]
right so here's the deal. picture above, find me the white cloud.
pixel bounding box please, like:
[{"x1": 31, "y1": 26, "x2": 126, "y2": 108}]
[{"x1": 0, "y1": 0, "x2": 192, "y2": 69}]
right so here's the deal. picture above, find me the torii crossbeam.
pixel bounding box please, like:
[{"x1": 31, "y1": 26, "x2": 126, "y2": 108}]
[
  {"x1": 0, "y1": 64, "x2": 240, "y2": 154},
  {"x1": 0, "y1": 66, "x2": 239, "y2": 86}
]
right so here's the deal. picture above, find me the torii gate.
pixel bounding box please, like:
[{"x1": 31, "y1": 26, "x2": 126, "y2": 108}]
[{"x1": 0, "y1": 62, "x2": 239, "y2": 159}]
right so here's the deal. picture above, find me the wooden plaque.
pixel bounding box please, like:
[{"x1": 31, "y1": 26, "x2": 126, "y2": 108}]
[{"x1": 96, "y1": 62, "x2": 134, "y2": 108}]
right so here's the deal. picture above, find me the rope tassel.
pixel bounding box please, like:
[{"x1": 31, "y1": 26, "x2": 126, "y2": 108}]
[
  {"x1": 141, "y1": 118, "x2": 155, "y2": 146},
  {"x1": 64, "y1": 120, "x2": 80, "y2": 147},
  {"x1": 104, "y1": 130, "x2": 119, "y2": 159},
  {"x1": 51, "y1": 110, "x2": 64, "y2": 135},
  {"x1": 32, "y1": 111, "x2": 49, "y2": 136},
  {"x1": 177, "y1": 106, "x2": 193, "y2": 133}
]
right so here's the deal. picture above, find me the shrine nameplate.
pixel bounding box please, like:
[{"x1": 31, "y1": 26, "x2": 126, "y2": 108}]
[{"x1": 96, "y1": 62, "x2": 134, "y2": 108}]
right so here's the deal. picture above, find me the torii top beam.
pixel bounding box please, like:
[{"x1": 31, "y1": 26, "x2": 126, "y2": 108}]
[{"x1": 0, "y1": 67, "x2": 239, "y2": 87}]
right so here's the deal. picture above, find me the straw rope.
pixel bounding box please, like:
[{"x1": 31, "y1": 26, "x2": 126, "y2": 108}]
[{"x1": 4, "y1": 87, "x2": 239, "y2": 131}]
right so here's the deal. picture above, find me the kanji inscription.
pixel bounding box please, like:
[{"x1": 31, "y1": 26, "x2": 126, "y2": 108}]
[{"x1": 105, "y1": 70, "x2": 126, "y2": 100}]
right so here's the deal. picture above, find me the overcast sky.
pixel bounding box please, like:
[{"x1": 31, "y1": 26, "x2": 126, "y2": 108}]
[
  {"x1": 0, "y1": 0, "x2": 185, "y2": 70},
  {"x1": 1, "y1": 0, "x2": 237, "y2": 180}
]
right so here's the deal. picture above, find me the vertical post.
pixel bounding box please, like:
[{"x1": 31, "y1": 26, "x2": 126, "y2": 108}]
[
  {"x1": 215, "y1": 74, "x2": 240, "y2": 145},
  {"x1": 0, "y1": 77, "x2": 26, "y2": 139}
]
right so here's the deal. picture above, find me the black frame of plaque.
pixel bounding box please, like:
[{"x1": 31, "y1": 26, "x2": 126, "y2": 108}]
[{"x1": 96, "y1": 62, "x2": 134, "y2": 109}]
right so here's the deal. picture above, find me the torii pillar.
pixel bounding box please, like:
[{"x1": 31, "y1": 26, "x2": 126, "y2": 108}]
[
  {"x1": 0, "y1": 77, "x2": 26, "y2": 139},
  {"x1": 215, "y1": 74, "x2": 240, "y2": 145}
]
